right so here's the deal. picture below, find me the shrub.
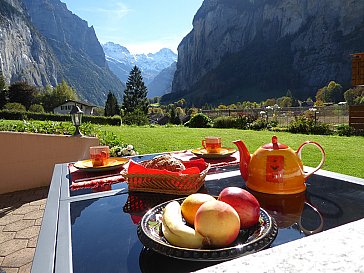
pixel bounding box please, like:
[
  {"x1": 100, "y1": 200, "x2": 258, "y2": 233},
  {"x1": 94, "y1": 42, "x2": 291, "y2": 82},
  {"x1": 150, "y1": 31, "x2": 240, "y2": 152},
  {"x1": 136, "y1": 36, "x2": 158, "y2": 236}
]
[
  {"x1": 288, "y1": 115, "x2": 333, "y2": 135},
  {"x1": 29, "y1": 104, "x2": 45, "y2": 113},
  {"x1": 0, "y1": 110, "x2": 121, "y2": 125},
  {"x1": 287, "y1": 115, "x2": 310, "y2": 134},
  {"x1": 336, "y1": 124, "x2": 356, "y2": 136},
  {"x1": 236, "y1": 114, "x2": 256, "y2": 129},
  {"x1": 249, "y1": 119, "x2": 268, "y2": 130},
  {"x1": 213, "y1": 116, "x2": 236, "y2": 128},
  {"x1": 97, "y1": 130, "x2": 123, "y2": 147},
  {"x1": 0, "y1": 120, "x2": 77, "y2": 135},
  {"x1": 4, "y1": 102, "x2": 26, "y2": 112},
  {"x1": 310, "y1": 123, "x2": 333, "y2": 135},
  {"x1": 184, "y1": 113, "x2": 212, "y2": 128},
  {"x1": 123, "y1": 109, "x2": 149, "y2": 126}
]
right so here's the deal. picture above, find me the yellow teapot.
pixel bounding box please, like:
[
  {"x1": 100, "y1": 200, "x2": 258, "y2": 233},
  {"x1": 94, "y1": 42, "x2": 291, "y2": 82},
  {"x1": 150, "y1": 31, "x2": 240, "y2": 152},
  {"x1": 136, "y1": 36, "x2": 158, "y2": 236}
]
[{"x1": 233, "y1": 136, "x2": 325, "y2": 194}]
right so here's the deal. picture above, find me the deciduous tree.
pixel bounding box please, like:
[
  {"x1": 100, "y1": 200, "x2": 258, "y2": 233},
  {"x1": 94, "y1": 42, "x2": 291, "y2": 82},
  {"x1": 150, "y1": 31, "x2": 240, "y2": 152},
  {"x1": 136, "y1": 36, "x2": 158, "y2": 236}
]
[
  {"x1": 315, "y1": 81, "x2": 343, "y2": 103},
  {"x1": 344, "y1": 86, "x2": 364, "y2": 105},
  {"x1": 40, "y1": 81, "x2": 78, "y2": 112}
]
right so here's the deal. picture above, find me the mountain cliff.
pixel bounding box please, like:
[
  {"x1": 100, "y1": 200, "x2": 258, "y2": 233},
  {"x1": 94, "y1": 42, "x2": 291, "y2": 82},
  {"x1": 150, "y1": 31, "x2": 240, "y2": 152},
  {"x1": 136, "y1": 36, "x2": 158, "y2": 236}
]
[
  {"x1": 166, "y1": 0, "x2": 364, "y2": 106},
  {"x1": 0, "y1": 0, "x2": 124, "y2": 106},
  {"x1": 0, "y1": 0, "x2": 60, "y2": 87},
  {"x1": 147, "y1": 62, "x2": 176, "y2": 98},
  {"x1": 102, "y1": 42, "x2": 177, "y2": 97}
]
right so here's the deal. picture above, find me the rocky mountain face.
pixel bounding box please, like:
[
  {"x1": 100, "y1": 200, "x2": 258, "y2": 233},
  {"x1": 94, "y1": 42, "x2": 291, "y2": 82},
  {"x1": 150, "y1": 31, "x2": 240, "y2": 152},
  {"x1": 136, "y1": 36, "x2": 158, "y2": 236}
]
[
  {"x1": 147, "y1": 62, "x2": 177, "y2": 98},
  {"x1": 0, "y1": 0, "x2": 124, "y2": 106},
  {"x1": 103, "y1": 42, "x2": 177, "y2": 98},
  {"x1": 0, "y1": 0, "x2": 60, "y2": 87},
  {"x1": 166, "y1": 0, "x2": 364, "y2": 106}
]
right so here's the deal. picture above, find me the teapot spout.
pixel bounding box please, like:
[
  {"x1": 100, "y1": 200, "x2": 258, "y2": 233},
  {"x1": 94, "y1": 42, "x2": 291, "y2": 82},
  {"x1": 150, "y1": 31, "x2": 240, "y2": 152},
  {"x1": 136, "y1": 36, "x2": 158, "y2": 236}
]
[{"x1": 233, "y1": 140, "x2": 251, "y2": 182}]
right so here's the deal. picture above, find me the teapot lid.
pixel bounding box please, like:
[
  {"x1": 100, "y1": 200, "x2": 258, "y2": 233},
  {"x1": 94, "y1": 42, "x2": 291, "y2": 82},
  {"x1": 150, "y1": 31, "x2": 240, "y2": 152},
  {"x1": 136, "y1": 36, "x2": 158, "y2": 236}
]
[{"x1": 262, "y1": 136, "x2": 288, "y2": 150}]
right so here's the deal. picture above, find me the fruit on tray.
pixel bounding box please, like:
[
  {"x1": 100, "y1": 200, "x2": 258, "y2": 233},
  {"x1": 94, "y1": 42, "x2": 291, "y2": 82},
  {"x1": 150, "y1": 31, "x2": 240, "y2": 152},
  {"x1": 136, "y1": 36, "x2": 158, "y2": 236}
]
[
  {"x1": 218, "y1": 187, "x2": 260, "y2": 229},
  {"x1": 194, "y1": 200, "x2": 240, "y2": 247},
  {"x1": 181, "y1": 193, "x2": 216, "y2": 226},
  {"x1": 161, "y1": 200, "x2": 205, "y2": 249}
]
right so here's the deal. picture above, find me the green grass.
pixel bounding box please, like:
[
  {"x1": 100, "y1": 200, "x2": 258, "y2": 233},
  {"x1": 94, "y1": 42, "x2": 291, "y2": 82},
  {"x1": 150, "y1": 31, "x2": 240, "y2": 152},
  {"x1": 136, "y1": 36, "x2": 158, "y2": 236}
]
[
  {"x1": 103, "y1": 126, "x2": 364, "y2": 178},
  {"x1": 1, "y1": 119, "x2": 363, "y2": 178}
]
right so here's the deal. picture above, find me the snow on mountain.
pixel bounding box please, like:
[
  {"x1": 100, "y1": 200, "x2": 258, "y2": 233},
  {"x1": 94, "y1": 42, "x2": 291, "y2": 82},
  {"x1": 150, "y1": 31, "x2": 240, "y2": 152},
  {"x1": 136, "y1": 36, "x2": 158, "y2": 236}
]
[{"x1": 102, "y1": 42, "x2": 177, "y2": 98}]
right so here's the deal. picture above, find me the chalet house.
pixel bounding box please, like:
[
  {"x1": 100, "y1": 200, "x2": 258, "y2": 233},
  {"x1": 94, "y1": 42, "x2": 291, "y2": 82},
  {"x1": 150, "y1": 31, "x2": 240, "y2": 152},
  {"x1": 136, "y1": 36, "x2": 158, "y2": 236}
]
[{"x1": 53, "y1": 100, "x2": 96, "y2": 115}]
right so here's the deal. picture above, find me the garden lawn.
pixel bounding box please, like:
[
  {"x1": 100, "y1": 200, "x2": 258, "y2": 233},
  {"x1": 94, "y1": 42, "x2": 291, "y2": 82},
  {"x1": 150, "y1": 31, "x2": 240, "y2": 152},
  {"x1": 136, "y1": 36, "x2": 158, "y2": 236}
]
[{"x1": 103, "y1": 126, "x2": 364, "y2": 179}]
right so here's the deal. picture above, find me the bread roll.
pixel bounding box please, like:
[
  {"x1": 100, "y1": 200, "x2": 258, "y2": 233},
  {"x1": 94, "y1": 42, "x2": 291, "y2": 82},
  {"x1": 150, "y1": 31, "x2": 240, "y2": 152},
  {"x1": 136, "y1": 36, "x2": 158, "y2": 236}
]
[{"x1": 143, "y1": 154, "x2": 185, "y2": 172}]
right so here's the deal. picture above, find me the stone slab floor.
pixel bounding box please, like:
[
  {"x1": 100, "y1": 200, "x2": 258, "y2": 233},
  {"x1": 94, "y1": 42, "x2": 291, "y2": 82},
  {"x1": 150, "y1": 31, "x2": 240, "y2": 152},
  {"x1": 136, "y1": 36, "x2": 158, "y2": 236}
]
[{"x1": 0, "y1": 187, "x2": 49, "y2": 273}]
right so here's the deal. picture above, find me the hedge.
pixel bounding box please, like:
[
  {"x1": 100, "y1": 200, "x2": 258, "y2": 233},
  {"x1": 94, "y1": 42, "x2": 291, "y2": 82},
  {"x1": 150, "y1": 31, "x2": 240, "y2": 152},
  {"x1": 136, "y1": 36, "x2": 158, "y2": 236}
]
[{"x1": 0, "y1": 110, "x2": 121, "y2": 126}]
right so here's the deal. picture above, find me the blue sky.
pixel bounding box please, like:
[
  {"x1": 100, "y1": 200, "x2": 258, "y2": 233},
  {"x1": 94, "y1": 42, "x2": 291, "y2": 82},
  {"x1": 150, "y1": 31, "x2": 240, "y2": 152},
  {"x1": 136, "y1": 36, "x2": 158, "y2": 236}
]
[{"x1": 61, "y1": 0, "x2": 204, "y2": 54}]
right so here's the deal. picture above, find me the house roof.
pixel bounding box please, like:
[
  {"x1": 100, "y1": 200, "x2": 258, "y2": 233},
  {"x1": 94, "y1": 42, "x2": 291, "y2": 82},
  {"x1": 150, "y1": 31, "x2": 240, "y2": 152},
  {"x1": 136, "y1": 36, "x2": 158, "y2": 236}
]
[{"x1": 54, "y1": 100, "x2": 97, "y2": 108}]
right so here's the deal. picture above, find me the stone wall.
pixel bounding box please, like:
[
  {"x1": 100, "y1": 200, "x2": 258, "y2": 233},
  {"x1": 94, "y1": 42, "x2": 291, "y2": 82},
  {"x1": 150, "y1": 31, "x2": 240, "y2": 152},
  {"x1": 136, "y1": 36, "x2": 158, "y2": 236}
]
[{"x1": 0, "y1": 132, "x2": 99, "y2": 194}]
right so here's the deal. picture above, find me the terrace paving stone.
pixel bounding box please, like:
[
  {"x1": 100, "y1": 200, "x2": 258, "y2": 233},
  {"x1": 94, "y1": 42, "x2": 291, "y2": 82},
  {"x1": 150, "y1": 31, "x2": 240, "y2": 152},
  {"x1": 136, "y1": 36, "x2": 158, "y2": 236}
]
[
  {"x1": 11, "y1": 206, "x2": 39, "y2": 216},
  {"x1": 0, "y1": 187, "x2": 48, "y2": 273},
  {"x1": 27, "y1": 237, "x2": 37, "y2": 248},
  {"x1": 28, "y1": 199, "x2": 46, "y2": 207},
  {"x1": 19, "y1": 262, "x2": 32, "y2": 273},
  {"x1": 3, "y1": 220, "x2": 35, "y2": 232},
  {"x1": 0, "y1": 214, "x2": 24, "y2": 226},
  {"x1": 0, "y1": 239, "x2": 28, "y2": 256},
  {"x1": 22, "y1": 210, "x2": 44, "y2": 221},
  {"x1": 33, "y1": 218, "x2": 42, "y2": 226},
  {"x1": 14, "y1": 226, "x2": 40, "y2": 240},
  {"x1": 1, "y1": 240, "x2": 35, "y2": 267},
  {"x1": 0, "y1": 231, "x2": 15, "y2": 244},
  {"x1": 0, "y1": 267, "x2": 19, "y2": 273}
]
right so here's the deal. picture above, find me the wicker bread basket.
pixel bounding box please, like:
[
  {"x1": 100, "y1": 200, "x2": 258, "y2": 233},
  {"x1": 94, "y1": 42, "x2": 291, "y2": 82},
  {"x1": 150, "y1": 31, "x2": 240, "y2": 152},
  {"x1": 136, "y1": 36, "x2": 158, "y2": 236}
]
[{"x1": 123, "y1": 160, "x2": 210, "y2": 195}]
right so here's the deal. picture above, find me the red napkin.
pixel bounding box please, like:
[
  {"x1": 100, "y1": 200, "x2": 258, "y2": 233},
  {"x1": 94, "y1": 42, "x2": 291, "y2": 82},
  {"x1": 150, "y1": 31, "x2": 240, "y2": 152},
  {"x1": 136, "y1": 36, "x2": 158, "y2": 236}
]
[
  {"x1": 68, "y1": 163, "x2": 126, "y2": 190},
  {"x1": 127, "y1": 159, "x2": 205, "y2": 175}
]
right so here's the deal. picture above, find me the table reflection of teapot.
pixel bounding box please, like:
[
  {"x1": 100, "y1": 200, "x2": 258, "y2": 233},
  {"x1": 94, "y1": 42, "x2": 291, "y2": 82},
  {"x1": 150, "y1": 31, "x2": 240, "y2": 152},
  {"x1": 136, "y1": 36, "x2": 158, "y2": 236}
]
[
  {"x1": 250, "y1": 190, "x2": 323, "y2": 235},
  {"x1": 233, "y1": 136, "x2": 325, "y2": 194}
]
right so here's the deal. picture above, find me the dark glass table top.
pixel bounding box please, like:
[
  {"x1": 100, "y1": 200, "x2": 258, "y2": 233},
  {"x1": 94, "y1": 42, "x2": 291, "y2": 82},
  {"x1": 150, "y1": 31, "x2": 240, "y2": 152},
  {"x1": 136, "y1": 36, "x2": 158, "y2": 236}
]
[{"x1": 68, "y1": 158, "x2": 364, "y2": 273}]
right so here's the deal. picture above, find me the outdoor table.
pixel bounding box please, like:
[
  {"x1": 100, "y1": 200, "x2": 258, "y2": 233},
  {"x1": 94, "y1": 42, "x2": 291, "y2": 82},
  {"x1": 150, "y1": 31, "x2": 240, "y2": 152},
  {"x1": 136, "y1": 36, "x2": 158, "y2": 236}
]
[{"x1": 31, "y1": 152, "x2": 364, "y2": 273}]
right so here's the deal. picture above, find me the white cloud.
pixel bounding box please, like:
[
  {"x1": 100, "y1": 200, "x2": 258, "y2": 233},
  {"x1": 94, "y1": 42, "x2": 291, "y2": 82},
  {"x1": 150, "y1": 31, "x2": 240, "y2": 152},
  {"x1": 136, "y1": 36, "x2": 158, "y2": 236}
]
[{"x1": 78, "y1": 2, "x2": 131, "y2": 19}]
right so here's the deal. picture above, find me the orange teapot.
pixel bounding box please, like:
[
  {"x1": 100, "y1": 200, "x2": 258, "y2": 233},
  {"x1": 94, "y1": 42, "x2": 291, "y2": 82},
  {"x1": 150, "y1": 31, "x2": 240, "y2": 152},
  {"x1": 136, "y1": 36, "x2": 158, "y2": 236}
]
[
  {"x1": 250, "y1": 190, "x2": 323, "y2": 235},
  {"x1": 233, "y1": 136, "x2": 325, "y2": 194}
]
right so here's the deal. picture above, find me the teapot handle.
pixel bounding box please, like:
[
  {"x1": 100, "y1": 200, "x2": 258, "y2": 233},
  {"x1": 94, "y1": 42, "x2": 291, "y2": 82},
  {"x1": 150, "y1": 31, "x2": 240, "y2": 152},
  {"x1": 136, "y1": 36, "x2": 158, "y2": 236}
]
[
  {"x1": 298, "y1": 202, "x2": 324, "y2": 236},
  {"x1": 296, "y1": 141, "x2": 326, "y2": 181}
]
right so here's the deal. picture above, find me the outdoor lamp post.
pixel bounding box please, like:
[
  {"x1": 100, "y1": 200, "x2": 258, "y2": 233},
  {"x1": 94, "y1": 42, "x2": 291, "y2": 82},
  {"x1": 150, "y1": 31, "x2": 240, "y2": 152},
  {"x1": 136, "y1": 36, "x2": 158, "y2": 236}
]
[
  {"x1": 309, "y1": 107, "x2": 318, "y2": 125},
  {"x1": 70, "y1": 105, "x2": 83, "y2": 136}
]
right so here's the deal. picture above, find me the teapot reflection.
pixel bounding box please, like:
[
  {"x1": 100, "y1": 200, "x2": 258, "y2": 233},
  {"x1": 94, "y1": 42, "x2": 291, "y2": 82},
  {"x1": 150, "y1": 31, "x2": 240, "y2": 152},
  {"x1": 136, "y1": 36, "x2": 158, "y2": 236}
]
[{"x1": 250, "y1": 190, "x2": 323, "y2": 235}]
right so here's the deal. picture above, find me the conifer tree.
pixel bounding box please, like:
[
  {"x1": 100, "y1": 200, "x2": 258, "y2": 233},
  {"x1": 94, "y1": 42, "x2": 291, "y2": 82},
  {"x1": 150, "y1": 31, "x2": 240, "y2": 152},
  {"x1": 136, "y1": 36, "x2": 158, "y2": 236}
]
[
  {"x1": 122, "y1": 66, "x2": 149, "y2": 114},
  {"x1": 104, "y1": 91, "x2": 120, "y2": 116},
  {"x1": 8, "y1": 81, "x2": 37, "y2": 109}
]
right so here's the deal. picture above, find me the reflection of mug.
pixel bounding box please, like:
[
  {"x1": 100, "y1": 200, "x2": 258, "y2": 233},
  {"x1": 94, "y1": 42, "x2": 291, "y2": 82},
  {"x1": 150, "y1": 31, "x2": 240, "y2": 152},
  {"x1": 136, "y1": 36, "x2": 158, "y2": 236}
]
[
  {"x1": 250, "y1": 190, "x2": 323, "y2": 235},
  {"x1": 90, "y1": 146, "x2": 109, "y2": 167},
  {"x1": 202, "y1": 137, "x2": 222, "y2": 153}
]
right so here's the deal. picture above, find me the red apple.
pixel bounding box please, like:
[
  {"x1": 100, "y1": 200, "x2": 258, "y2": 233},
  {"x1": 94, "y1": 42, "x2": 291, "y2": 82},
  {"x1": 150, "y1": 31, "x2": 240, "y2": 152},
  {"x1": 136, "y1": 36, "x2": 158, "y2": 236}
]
[{"x1": 218, "y1": 187, "x2": 260, "y2": 229}]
